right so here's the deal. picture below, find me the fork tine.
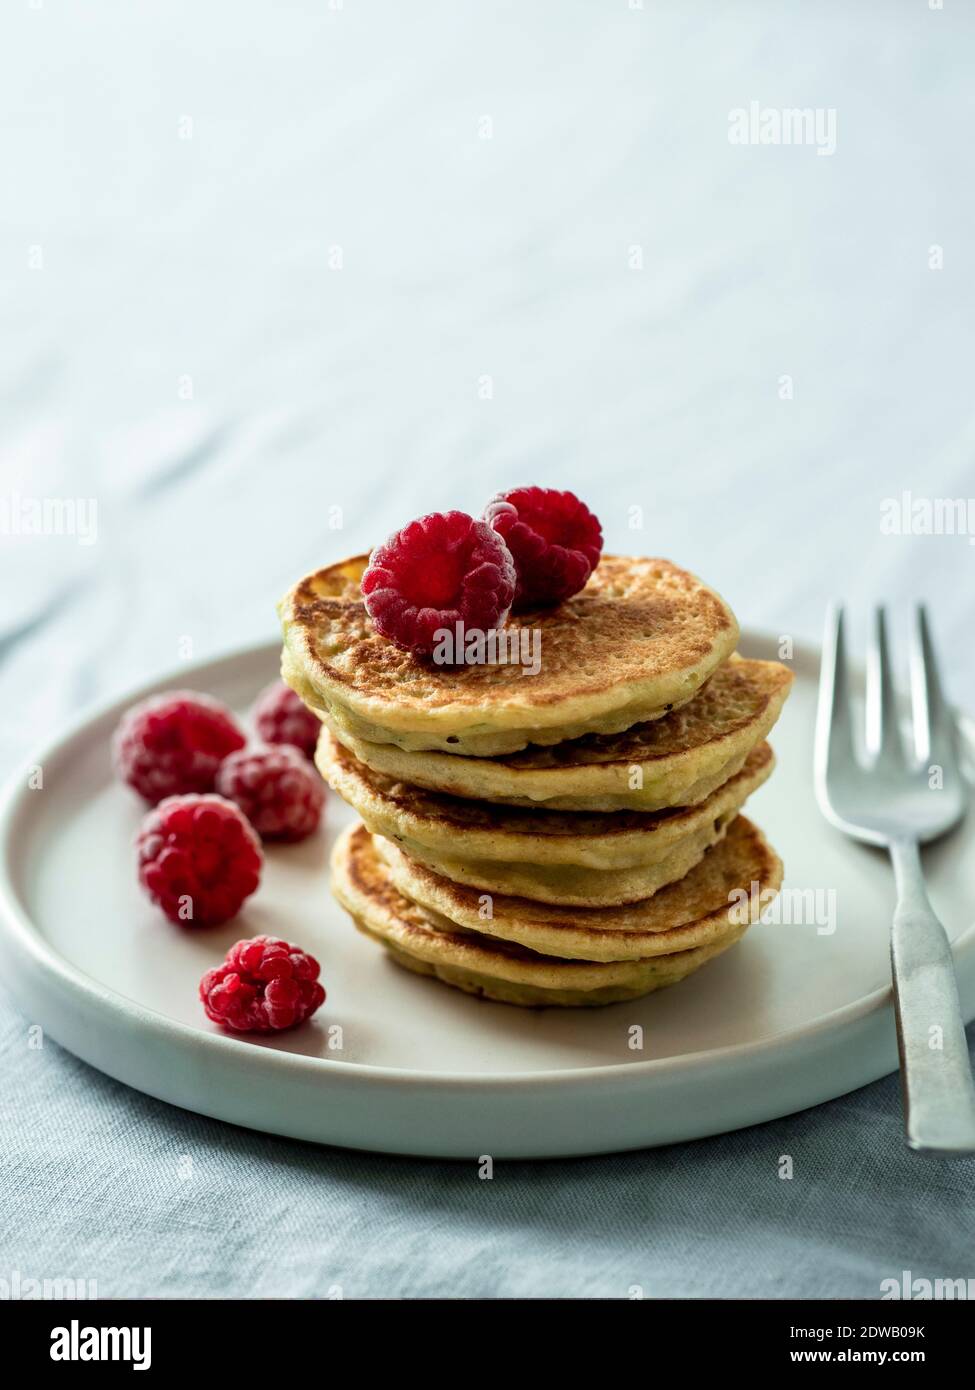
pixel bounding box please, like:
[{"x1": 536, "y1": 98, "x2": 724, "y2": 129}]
[
  {"x1": 815, "y1": 603, "x2": 857, "y2": 780},
  {"x1": 865, "y1": 605, "x2": 901, "y2": 762},
  {"x1": 909, "y1": 604, "x2": 956, "y2": 767}
]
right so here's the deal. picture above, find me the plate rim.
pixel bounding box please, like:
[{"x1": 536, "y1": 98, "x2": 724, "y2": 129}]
[{"x1": 0, "y1": 630, "x2": 972, "y2": 1097}]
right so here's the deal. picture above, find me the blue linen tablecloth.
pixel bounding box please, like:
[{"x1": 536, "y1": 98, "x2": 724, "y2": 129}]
[{"x1": 1, "y1": 0, "x2": 973, "y2": 1298}]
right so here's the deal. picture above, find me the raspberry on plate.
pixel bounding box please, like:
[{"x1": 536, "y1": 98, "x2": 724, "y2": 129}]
[
  {"x1": 484, "y1": 486, "x2": 603, "y2": 610},
  {"x1": 361, "y1": 510, "x2": 516, "y2": 657},
  {"x1": 253, "y1": 680, "x2": 321, "y2": 761},
  {"x1": 200, "y1": 935, "x2": 325, "y2": 1033},
  {"x1": 215, "y1": 744, "x2": 325, "y2": 842},
  {"x1": 114, "y1": 691, "x2": 246, "y2": 803},
  {"x1": 136, "y1": 794, "x2": 262, "y2": 926}
]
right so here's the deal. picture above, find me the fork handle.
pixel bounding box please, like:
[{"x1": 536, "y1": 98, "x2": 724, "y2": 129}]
[{"x1": 889, "y1": 838, "x2": 975, "y2": 1155}]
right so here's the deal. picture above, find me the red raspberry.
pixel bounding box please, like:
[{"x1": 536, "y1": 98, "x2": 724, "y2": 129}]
[
  {"x1": 253, "y1": 681, "x2": 321, "y2": 760},
  {"x1": 484, "y1": 486, "x2": 603, "y2": 609},
  {"x1": 361, "y1": 510, "x2": 516, "y2": 657},
  {"x1": 200, "y1": 935, "x2": 325, "y2": 1033},
  {"x1": 114, "y1": 691, "x2": 246, "y2": 803},
  {"x1": 215, "y1": 744, "x2": 325, "y2": 842},
  {"x1": 136, "y1": 794, "x2": 262, "y2": 926}
]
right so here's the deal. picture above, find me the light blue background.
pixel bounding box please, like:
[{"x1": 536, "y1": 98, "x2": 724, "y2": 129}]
[{"x1": 1, "y1": 0, "x2": 973, "y2": 1297}]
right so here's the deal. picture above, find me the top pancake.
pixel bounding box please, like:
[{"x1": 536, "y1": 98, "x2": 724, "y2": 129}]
[{"x1": 279, "y1": 553, "x2": 738, "y2": 756}]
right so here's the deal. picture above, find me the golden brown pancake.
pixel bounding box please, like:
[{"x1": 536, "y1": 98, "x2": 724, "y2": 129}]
[
  {"x1": 280, "y1": 554, "x2": 739, "y2": 755},
  {"x1": 385, "y1": 813, "x2": 736, "y2": 907},
  {"x1": 322, "y1": 657, "x2": 793, "y2": 811},
  {"x1": 319, "y1": 732, "x2": 772, "y2": 867},
  {"x1": 331, "y1": 822, "x2": 774, "y2": 1006},
  {"x1": 370, "y1": 815, "x2": 783, "y2": 961},
  {"x1": 318, "y1": 735, "x2": 774, "y2": 904}
]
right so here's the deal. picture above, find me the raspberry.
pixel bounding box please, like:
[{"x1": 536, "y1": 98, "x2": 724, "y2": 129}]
[
  {"x1": 200, "y1": 935, "x2": 325, "y2": 1033},
  {"x1": 136, "y1": 794, "x2": 262, "y2": 926},
  {"x1": 484, "y1": 486, "x2": 603, "y2": 609},
  {"x1": 253, "y1": 681, "x2": 321, "y2": 760},
  {"x1": 361, "y1": 510, "x2": 516, "y2": 657},
  {"x1": 215, "y1": 744, "x2": 325, "y2": 842},
  {"x1": 114, "y1": 691, "x2": 246, "y2": 803}
]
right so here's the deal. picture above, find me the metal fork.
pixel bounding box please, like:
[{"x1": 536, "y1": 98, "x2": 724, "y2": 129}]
[{"x1": 815, "y1": 604, "x2": 975, "y2": 1155}]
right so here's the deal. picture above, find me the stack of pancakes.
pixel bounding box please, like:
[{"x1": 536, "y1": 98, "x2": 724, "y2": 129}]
[{"x1": 279, "y1": 555, "x2": 793, "y2": 1007}]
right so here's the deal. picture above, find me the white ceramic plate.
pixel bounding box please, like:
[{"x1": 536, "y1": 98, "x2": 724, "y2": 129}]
[{"x1": 1, "y1": 633, "x2": 973, "y2": 1158}]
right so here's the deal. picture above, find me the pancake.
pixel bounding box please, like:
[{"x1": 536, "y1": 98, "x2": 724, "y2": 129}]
[
  {"x1": 280, "y1": 554, "x2": 738, "y2": 756},
  {"x1": 331, "y1": 823, "x2": 764, "y2": 1007},
  {"x1": 370, "y1": 815, "x2": 783, "y2": 961},
  {"x1": 319, "y1": 733, "x2": 772, "y2": 869},
  {"x1": 385, "y1": 813, "x2": 736, "y2": 906},
  {"x1": 319, "y1": 736, "x2": 774, "y2": 905},
  {"x1": 323, "y1": 656, "x2": 793, "y2": 811}
]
